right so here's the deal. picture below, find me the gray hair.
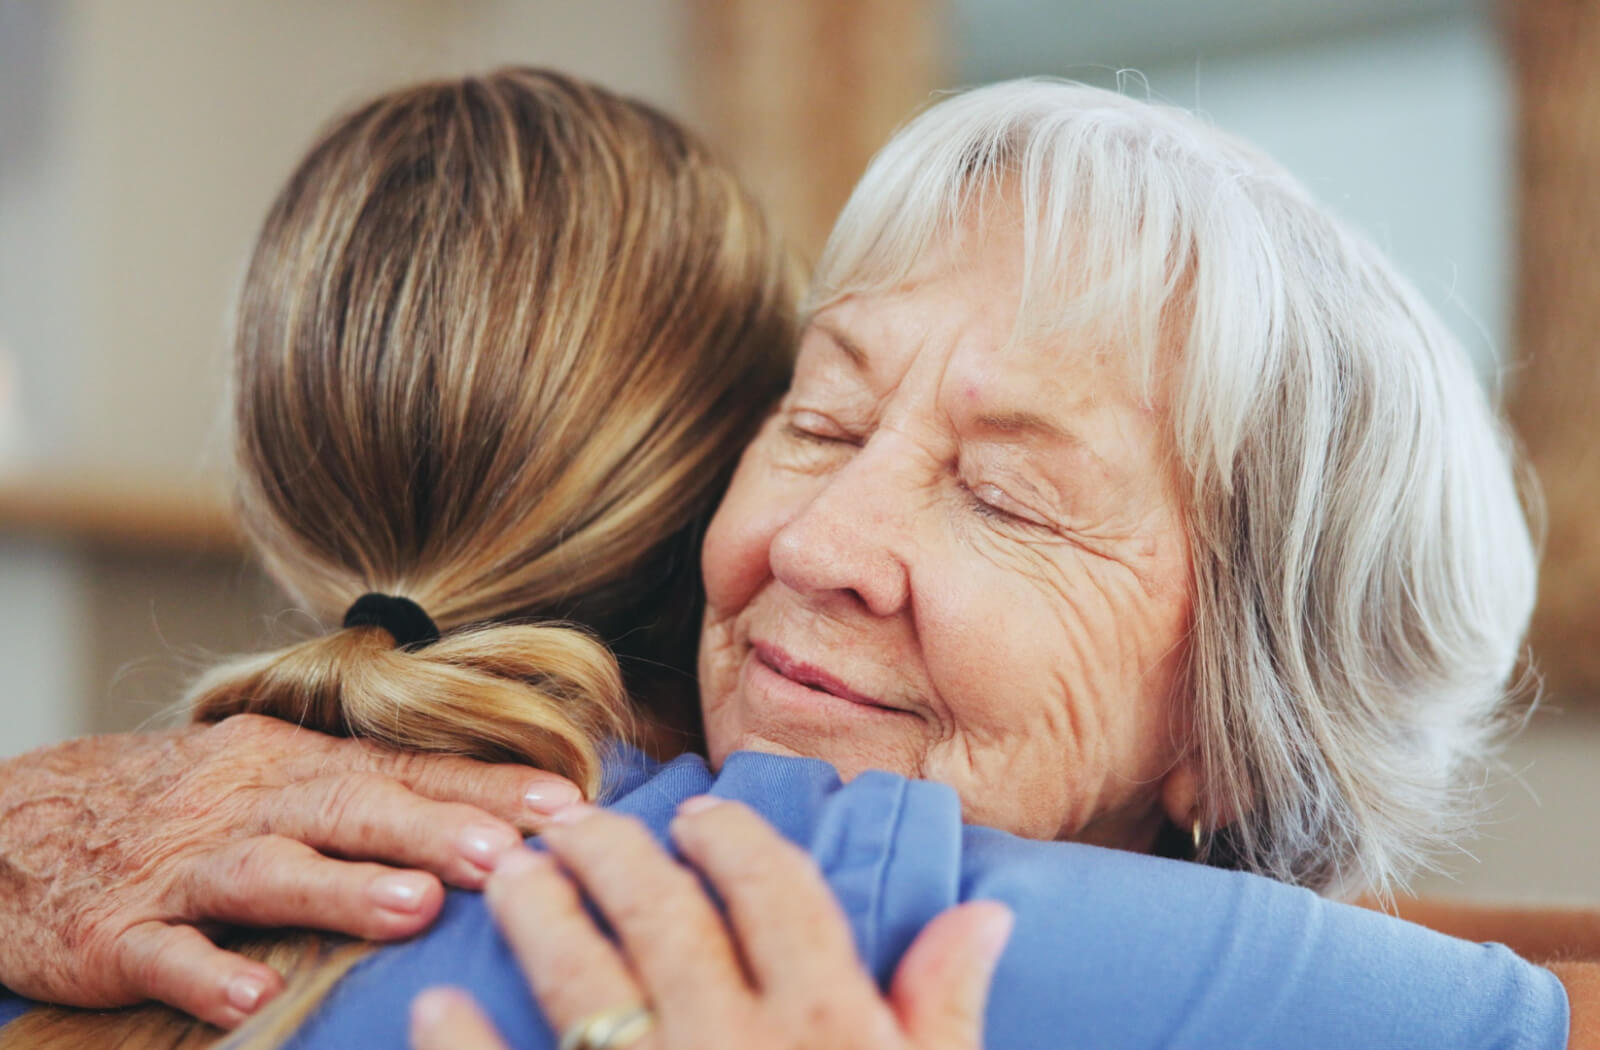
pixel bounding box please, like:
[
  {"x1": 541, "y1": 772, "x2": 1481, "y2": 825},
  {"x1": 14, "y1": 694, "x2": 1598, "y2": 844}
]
[{"x1": 811, "y1": 78, "x2": 1536, "y2": 896}]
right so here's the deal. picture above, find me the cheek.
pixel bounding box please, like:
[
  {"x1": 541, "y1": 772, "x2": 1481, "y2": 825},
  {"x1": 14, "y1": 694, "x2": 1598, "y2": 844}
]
[
  {"x1": 917, "y1": 550, "x2": 1191, "y2": 836},
  {"x1": 701, "y1": 447, "x2": 786, "y2": 616}
]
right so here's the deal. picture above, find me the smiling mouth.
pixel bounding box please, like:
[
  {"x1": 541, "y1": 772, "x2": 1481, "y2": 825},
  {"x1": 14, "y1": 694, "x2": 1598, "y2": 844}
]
[{"x1": 751, "y1": 641, "x2": 902, "y2": 712}]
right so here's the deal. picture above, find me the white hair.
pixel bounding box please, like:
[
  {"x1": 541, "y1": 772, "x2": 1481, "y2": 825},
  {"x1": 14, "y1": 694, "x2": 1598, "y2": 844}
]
[{"x1": 812, "y1": 78, "x2": 1537, "y2": 896}]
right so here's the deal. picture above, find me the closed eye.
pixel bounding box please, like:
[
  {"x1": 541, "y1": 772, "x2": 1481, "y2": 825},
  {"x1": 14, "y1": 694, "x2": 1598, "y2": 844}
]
[
  {"x1": 783, "y1": 409, "x2": 862, "y2": 447},
  {"x1": 963, "y1": 481, "x2": 1054, "y2": 532}
]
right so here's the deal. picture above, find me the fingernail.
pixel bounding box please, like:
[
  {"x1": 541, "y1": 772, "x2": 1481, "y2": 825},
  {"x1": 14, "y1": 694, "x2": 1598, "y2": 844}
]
[
  {"x1": 543, "y1": 801, "x2": 598, "y2": 825},
  {"x1": 369, "y1": 872, "x2": 433, "y2": 913},
  {"x1": 458, "y1": 823, "x2": 518, "y2": 870},
  {"x1": 492, "y1": 846, "x2": 549, "y2": 878},
  {"x1": 486, "y1": 849, "x2": 553, "y2": 904},
  {"x1": 523, "y1": 779, "x2": 583, "y2": 814},
  {"x1": 411, "y1": 986, "x2": 463, "y2": 1032},
  {"x1": 226, "y1": 974, "x2": 267, "y2": 1013},
  {"x1": 975, "y1": 904, "x2": 1016, "y2": 967},
  {"x1": 677, "y1": 795, "x2": 725, "y2": 817}
]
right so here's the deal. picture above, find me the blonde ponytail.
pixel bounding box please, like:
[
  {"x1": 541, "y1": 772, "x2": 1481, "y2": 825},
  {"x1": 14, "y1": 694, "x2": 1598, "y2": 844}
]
[
  {"x1": 190, "y1": 621, "x2": 633, "y2": 798},
  {"x1": 0, "y1": 65, "x2": 796, "y2": 1050}
]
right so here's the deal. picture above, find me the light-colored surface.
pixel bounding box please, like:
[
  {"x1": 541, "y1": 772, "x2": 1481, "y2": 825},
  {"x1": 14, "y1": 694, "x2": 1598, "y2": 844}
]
[
  {"x1": 950, "y1": 0, "x2": 1478, "y2": 76},
  {"x1": 0, "y1": 539, "x2": 287, "y2": 757},
  {"x1": 955, "y1": 10, "x2": 1510, "y2": 376},
  {"x1": 0, "y1": 539, "x2": 88, "y2": 757},
  {"x1": 0, "y1": 0, "x2": 692, "y2": 481},
  {"x1": 1137, "y1": 18, "x2": 1510, "y2": 376},
  {"x1": 75, "y1": 547, "x2": 289, "y2": 738},
  {"x1": 1416, "y1": 712, "x2": 1600, "y2": 902}
]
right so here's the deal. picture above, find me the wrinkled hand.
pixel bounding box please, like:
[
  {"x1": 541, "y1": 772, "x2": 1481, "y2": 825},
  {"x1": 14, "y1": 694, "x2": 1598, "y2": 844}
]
[
  {"x1": 410, "y1": 799, "x2": 1012, "y2": 1050},
  {"x1": 0, "y1": 713, "x2": 582, "y2": 1028}
]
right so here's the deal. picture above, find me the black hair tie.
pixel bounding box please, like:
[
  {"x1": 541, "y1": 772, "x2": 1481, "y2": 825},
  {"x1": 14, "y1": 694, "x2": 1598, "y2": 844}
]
[{"x1": 342, "y1": 593, "x2": 441, "y2": 651}]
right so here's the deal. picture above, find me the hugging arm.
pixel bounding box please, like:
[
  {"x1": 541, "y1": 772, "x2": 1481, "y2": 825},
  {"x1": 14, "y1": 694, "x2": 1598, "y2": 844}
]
[
  {"x1": 0, "y1": 715, "x2": 581, "y2": 1028},
  {"x1": 411, "y1": 801, "x2": 1011, "y2": 1050},
  {"x1": 439, "y1": 783, "x2": 1580, "y2": 1050}
]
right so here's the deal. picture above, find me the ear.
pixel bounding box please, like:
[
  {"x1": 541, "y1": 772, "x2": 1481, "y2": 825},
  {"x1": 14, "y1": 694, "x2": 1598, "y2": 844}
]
[
  {"x1": 1159, "y1": 755, "x2": 1204, "y2": 834},
  {"x1": 1159, "y1": 752, "x2": 1241, "y2": 838}
]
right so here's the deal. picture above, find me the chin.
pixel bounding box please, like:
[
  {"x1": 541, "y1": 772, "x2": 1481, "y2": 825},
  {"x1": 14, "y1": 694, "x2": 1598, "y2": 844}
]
[{"x1": 722, "y1": 724, "x2": 922, "y2": 785}]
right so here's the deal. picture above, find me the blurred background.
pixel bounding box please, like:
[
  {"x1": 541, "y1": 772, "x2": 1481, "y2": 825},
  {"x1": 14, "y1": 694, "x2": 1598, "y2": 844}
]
[{"x1": 0, "y1": 0, "x2": 1595, "y2": 900}]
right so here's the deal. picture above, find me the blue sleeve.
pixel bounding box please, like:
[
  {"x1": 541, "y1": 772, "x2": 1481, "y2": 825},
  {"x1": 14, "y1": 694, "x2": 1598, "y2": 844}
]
[
  {"x1": 0, "y1": 991, "x2": 31, "y2": 1029},
  {"x1": 280, "y1": 750, "x2": 719, "y2": 1050},
  {"x1": 283, "y1": 889, "x2": 550, "y2": 1050},
  {"x1": 279, "y1": 753, "x2": 926, "y2": 1050},
  {"x1": 50, "y1": 749, "x2": 1561, "y2": 1050},
  {"x1": 960, "y1": 827, "x2": 1570, "y2": 1050}
]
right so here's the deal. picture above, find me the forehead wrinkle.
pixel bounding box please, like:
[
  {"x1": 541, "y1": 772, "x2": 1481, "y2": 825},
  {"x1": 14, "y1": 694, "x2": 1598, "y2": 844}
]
[
  {"x1": 950, "y1": 380, "x2": 1117, "y2": 485},
  {"x1": 806, "y1": 306, "x2": 938, "y2": 408},
  {"x1": 953, "y1": 326, "x2": 1177, "y2": 488},
  {"x1": 806, "y1": 317, "x2": 869, "y2": 374}
]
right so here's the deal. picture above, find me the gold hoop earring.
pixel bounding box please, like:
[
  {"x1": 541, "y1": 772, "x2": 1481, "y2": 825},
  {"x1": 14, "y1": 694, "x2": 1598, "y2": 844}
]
[{"x1": 1190, "y1": 815, "x2": 1203, "y2": 855}]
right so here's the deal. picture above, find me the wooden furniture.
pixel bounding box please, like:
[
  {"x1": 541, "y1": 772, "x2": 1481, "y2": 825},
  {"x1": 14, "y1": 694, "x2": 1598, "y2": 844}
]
[
  {"x1": 1504, "y1": 0, "x2": 1600, "y2": 698},
  {"x1": 688, "y1": 0, "x2": 943, "y2": 261},
  {"x1": 0, "y1": 474, "x2": 240, "y2": 554}
]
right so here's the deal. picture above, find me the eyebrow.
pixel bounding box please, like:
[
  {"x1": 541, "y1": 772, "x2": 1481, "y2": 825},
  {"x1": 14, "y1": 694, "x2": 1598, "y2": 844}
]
[
  {"x1": 807, "y1": 320, "x2": 869, "y2": 372},
  {"x1": 971, "y1": 410, "x2": 1084, "y2": 449},
  {"x1": 969, "y1": 409, "x2": 1119, "y2": 479},
  {"x1": 809, "y1": 319, "x2": 1112, "y2": 470}
]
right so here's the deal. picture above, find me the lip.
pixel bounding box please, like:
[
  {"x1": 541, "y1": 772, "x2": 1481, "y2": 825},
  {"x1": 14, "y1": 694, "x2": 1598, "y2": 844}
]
[{"x1": 750, "y1": 640, "x2": 900, "y2": 712}]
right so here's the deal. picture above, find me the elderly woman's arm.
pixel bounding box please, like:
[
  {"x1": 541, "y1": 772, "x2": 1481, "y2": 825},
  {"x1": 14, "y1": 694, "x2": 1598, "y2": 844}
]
[
  {"x1": 0, "y1": 715, "x2": 579, "y2": 1028},
  {"x1": 1557, "y1": 966, "x2": 1600, "y2": 1049}
]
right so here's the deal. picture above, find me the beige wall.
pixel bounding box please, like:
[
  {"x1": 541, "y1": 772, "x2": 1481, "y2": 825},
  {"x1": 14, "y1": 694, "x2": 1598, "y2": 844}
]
[
  {"x1": 24, "y1": 0, "x2": 691, "y2": 479},
  {"x1": 1414, "y1": 713, "x2": 1600, "y2": 902}
]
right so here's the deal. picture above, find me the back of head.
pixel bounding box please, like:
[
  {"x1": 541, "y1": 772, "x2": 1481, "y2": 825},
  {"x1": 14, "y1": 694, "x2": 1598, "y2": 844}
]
[
  {"x1": 197, "y1": 67, "x2": 796, "y2": 792},
  {"x1": 815, "y1": 78, "x2": 1536, "y2": 895},
  {"x1": 0, "y1": 66, "x2": 796, "y2": 1050}
]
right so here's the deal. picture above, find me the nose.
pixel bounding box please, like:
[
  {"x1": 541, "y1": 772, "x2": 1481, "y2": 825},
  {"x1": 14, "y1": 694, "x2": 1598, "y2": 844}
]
[{"x1": 768, "y1": 440, "x2": 913, "y2": 618}]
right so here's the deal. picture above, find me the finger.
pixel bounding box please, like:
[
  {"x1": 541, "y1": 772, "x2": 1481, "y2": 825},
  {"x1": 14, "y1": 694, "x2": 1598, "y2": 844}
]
[
  {"x1": 410, "y1": 987, "x2": 511, "y2": 1050},
  {"x1": 538, "y1": 806, "x2": 749, "y2": 1021},
  {"x1": 117, "y1": 920, "x2": 284, "y2": 1030},
  {"x1": 218, "y1": 714, "x2": 580, "y2": 832},
  {"x1": 484, "y1": 849, "x2": 646, "y2": 1035},
  {"x1": 261, "y1": 772, "x2": 524, "y2": 888},
  {"x1": 890, "y1": 902, "x2": 1014, "y2": 1050},
  {"x1": 363, "y1": 745, "x2": 585, "y2": 830},
  {"x1": 668, "y1": 797, "x2": 860, "y2": 991},
  {"x1": 182, "y1": 835, "x2": 445, "y2": 941}
]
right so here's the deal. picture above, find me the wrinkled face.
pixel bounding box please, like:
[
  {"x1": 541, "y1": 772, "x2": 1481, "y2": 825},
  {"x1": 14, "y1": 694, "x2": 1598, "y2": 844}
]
[{"x1": 697, "y1": 218, "x2": 1197, "y2": 848}]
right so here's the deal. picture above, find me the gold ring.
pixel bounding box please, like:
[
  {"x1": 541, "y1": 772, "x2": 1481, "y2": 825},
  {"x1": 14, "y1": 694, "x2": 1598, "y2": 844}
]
[{"x1": 557, "y1": 1004, "x2": 655, "y2": 1050}]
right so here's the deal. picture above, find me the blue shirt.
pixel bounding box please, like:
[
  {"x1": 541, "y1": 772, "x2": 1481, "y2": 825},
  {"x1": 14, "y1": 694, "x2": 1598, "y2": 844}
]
[{"x1": 0, "y1": 747, "x2": 1569, "y2": 1048}]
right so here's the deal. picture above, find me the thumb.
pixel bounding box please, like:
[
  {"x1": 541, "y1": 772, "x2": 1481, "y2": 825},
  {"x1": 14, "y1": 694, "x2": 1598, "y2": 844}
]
[{"x1": 889, "y1": 901, "x2": 1014, "y2": 1050}]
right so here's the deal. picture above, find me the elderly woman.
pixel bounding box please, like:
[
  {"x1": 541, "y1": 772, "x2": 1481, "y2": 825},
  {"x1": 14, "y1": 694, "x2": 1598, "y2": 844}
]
[
  {"x1": 691, "y1": 74, "x2": 1537, "y2": 893},
  {"x1": 397, "y1": 77, "x2": 1575, "y2": 1048},
  {"x1": 0, "y1": 76, "x2": 1589, "y2": 1048}
]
